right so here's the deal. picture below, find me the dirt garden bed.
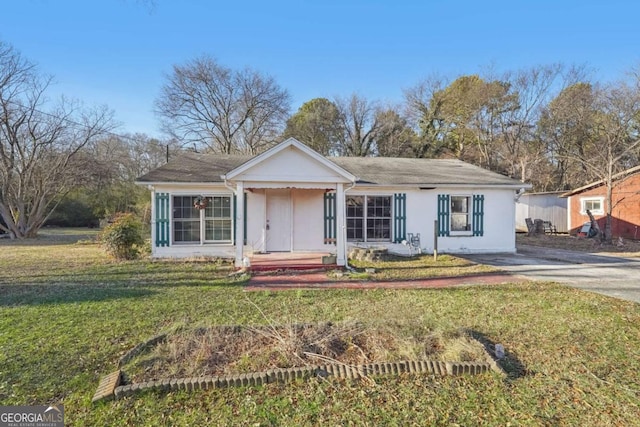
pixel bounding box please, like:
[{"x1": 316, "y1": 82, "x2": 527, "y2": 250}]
[
  {"x1": 120, "y1": 322, "x2": 494, "y2": 384},
  {"x1": 94, "y1": 322, "x2": 503, "y2": 401}
]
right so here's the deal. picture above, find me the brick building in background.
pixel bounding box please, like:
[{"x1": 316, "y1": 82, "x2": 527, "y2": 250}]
[{"x1": 562, "y1": 166, "x2": 640, "y2": 240}]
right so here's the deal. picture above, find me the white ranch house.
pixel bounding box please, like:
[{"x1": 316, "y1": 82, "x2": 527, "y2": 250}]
[{"x1": 136, "y1": 138, "x2": 529, "y2": 267}]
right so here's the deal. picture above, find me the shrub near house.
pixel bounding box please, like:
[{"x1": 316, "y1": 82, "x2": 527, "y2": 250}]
[{"x1": 100, "y1": 213, "x2": 145, "y2": 260}]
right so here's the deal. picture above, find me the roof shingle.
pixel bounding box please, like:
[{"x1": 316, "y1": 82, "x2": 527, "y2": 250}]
[
  {"x1": 137, "y1": 153, "x2": 250, "y2": 183},
  {"x1": 136, "y1": 152, "x2": 524, "y2": 187},
  {"x1": 329, "y1": 157, "x2": 521, "y2": 186}
]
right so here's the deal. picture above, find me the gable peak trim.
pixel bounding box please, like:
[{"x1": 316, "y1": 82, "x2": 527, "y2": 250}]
[{"x1": 223, "y1": 138, "x2": 356, "y2": 182}]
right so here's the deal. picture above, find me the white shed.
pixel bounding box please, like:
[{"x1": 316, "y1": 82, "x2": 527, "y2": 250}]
[{"x1": 515, "y1": 191, "x2": 568, "y2": 233}]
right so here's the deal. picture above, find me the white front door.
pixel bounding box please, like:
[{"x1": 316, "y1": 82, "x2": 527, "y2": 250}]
[{"x1": 266, "y1": 189, "x2": 292, "y2": 252}]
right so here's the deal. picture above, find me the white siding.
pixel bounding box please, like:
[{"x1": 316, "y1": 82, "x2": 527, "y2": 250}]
[
  {"x1": 153, "y1": 244, "x2": 236, "y2": 259},
  {"x1": 415, "y1": 188, "x2": 516, "y2": 254},
  {"x1": 232, "y1": 145, "x2": 351, "y2": 185},
  {"x1": 349, "y1": 187, "x2": 517, "y2": 255},
  {"x1": 292, "y1": 189, "x2": 326, "y2": 251},
  {"x1": 246, "y1": 189, "x2": 266, "y2": 253},
  {"x1": 150, "y1": 183, "x2": 244, "y2": 260},
  {"x1": 150, "y1": 183, "x2": 519, "y2": 258}
]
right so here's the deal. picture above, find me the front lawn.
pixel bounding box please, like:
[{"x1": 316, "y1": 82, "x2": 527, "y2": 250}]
[{"x1": 1, "y1": 230, "x2": 639, "y2": 425}]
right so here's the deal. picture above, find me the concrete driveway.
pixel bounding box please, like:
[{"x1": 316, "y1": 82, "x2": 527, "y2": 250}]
[{"x1": 462, "y1": 244, "x2": 640, "y2": 304}]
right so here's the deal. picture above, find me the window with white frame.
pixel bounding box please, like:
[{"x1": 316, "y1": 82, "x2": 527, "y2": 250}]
[
  {"x1": 580, "y1": 197, "x2": 604, "y2": 215},
  {"x1": 451, "y1": 196, "x2": 471, "y2": 232},
  {"x1": 437, "y1": 193, "x2": 484, "y2": 237},
  {"x1": 173, "y1": 195, "x2": 232, "y2": 244},
  {"x1": 346, "y1": 196, "x2": 364, "y2": 241},
  {"x1": 204, "y1": 196, "x2": 232, "y2": 241},
  {"x1": 173, "y1": 196, "x2": 200, "y2": 242},
  {"x1": 346, "y1": 195, "x2": 392, "y2": 241}
]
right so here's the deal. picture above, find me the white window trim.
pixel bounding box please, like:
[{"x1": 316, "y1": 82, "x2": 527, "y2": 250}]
[
  {"x1": 579, "y1": 196, "x2": 604, "y2": 216},
  {"x1": 450, "y1": 194, "x2": 473, "y2": 237},
  {"x1": 203, "y1": 195, "x2": 234, "y2": 244},
  {"x1": 346, "y1": 193, "x2": 394, "y2": 243},
  {"x1": 171, "y1": 193, "x2": 234, "y2": 246}
]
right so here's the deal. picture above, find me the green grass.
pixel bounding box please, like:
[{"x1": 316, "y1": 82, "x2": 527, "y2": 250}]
[{"x1": 1, "y1": 230, "x2": 640, "y2": 425}]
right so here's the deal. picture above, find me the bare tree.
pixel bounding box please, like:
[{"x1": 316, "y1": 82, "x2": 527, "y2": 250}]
[
  {"x1": 543, "y1": 80, "x2": 640, "y2": 242},
  {"x1": 333, "y1": 94, "x2": 381, "y2": 157},
  {"x1": 588, "y1": 82, "x2": 640, "y2": 242},
  {"x1": 490, "y1": 65, "x2": 561, "y2": 181},
  {"x1": 0, "y1": 41, "x2": 114, "y2": 238},
  {"x1": 492, "y1": 64, "x2": 592, "y2": 186},
  {"x1": 538, "y1": 82, "x2": 599, "y2": 190},
  {"x1": 155, "y1": 55, "x2": 291, "y2": 154},
  {"x1": 374, "y1": 107, "x2": 416, "y2": 157},
  {"x1": 100, "y1": 133, "x2": 179, "y2": 180},
  {"x1": 403, "y1": 75, "x2": 452, "y2": 158},
  {"x1": 77, "y1": 134, "x2": 178, "y2": 218}
]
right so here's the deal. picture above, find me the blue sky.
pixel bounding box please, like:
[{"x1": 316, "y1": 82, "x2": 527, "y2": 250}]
[{"x1": 3, "y1": 0, "x2": 639, "y2": 138}]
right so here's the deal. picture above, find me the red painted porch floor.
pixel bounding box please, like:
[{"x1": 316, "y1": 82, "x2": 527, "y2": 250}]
[
  {"x1": 245, "y1": 271, "x2": 525, "y2": 291},
  {"x1": 248, "y1": 252, "x2": 336, "y2": 272}
]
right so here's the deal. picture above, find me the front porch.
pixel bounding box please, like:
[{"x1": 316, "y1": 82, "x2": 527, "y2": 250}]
[{"x1": 223, "y1": 139, "x2": 357, "y2": 268}]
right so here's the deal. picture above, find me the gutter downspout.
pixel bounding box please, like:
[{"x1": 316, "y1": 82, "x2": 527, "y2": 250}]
[{"x1": 222, "y1": 176, "x2": 235, "y2": 193}]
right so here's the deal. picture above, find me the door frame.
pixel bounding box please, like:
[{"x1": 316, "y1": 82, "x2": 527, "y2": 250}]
[{"x1": 265, "y1": 189, "x2": 293, "y2": 252}]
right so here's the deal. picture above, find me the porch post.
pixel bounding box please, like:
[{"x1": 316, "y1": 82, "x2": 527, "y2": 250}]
[
  {"x1": 336, "y1": 183, "x2": 346, "y2": 266},
  {"x1": 150, "y1": 189, "x2": 156, "y2": 256},
  {"x1": 235, "y1": 181, "x2": 245, "y2": 268}
]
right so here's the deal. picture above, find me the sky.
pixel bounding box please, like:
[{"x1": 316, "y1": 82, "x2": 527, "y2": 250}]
[{"x1": 3, "y1": 0, "x2": 639, "y2": 139}]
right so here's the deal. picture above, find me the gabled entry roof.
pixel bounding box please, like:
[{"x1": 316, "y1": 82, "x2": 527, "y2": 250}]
[{"x1": 223, "y1": 138, "x2": 357, "y2": 184}]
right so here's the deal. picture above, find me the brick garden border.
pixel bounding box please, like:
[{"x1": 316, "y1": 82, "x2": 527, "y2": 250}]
[{"x1": 94, "y1": 358, "x2": 504, "y2": 402}]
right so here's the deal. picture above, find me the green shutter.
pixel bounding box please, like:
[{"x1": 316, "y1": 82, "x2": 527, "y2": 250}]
[
  {"x1": 233, "y1": 193, "x2": 248, "y2": 245},
  {"x1": 393, "y1": 193, "x2": 406, "y2": 243},
  {"x1": 437, "y1": 194, "x2": 450, "y2": 237},
  {"x1": 324, "y1": 192, "x2": 336, "y2": 244},
  {"x1": 473, "y1": 194, "x2": 484, "y2": 236},
  {"x1": 155, "y1": 192, "x2": 170, "y2": 247}
]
